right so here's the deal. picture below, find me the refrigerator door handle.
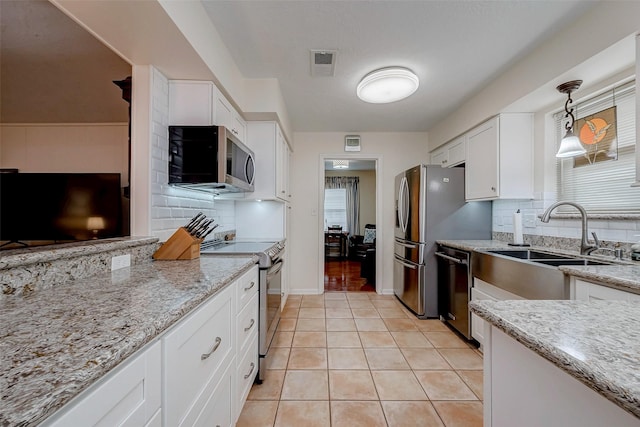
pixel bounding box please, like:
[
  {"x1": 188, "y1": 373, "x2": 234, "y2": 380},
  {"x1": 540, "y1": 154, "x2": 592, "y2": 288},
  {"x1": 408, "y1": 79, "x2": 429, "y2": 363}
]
[
  {"x1": 394, "y1": 254, "x2": 418, "y2": 269},
  {"x1": 435, "y1": 251, "x2": 468, "y2": 265},
  {"x1": 400, "y1": 176, "x2": 409, "y2": 232},
  {"x1": 395, "y1": 240, "x2": 418, "y2": 249}
]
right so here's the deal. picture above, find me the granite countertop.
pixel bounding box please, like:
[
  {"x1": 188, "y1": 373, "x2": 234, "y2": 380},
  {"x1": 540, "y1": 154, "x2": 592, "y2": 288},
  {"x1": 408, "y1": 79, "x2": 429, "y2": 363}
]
[
  {"x1": 559, "y1": 264, "x2": 640, "y2": 295},
  {"x1": 471, "y1": 299, "x2": 640, "y2": 419},
  {"x1": 0, "y1": 255, "x2": 259, "y2": 427}
]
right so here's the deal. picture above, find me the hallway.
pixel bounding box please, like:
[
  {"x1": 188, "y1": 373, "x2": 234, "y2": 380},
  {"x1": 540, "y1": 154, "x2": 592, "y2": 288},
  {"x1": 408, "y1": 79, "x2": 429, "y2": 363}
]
[{"x1": 324, "y1": 259, "x2": 375, "y2": 292}]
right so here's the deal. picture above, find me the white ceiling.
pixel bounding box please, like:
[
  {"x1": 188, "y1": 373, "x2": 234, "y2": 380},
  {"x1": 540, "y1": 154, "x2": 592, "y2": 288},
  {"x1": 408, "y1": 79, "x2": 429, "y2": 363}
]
[
  {"x1": 202, "y1": 0, "x2": 597, "y2": 132},
  {"x1": 1, "y1": 0, "x2": 599, "y2": 131},
  {"x1": 324, "y1": 159, "x2": 376, "y2": 171}
]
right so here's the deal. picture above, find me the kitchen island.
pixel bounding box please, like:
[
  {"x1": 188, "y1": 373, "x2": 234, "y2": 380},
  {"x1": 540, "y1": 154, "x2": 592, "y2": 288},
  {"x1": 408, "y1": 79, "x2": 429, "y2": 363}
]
[
  {"x1": 471, "y1": 299, "x2": 640, "y2": 426},
  {"x1": 0, "y1": 255, "x2": 259, "y2": 426}
]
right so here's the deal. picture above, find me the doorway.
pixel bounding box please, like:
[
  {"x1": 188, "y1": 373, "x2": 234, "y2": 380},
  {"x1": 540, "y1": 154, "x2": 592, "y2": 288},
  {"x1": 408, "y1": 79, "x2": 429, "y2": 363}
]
[{"x1": 322, "y1": 158, "x2": 377, "y2": 292}]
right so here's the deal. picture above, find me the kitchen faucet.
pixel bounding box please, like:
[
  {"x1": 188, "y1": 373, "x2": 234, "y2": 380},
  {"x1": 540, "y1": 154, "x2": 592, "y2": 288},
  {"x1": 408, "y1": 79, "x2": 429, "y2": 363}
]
[{"x1": 540, "y1": 201, "x2": 599, "y2": 255}]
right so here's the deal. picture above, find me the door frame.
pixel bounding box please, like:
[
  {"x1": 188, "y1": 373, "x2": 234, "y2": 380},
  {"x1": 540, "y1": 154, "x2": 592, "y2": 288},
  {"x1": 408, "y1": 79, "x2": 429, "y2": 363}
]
[{"x1": 318, "y1": 154, "x2": 383, "y2": 294}]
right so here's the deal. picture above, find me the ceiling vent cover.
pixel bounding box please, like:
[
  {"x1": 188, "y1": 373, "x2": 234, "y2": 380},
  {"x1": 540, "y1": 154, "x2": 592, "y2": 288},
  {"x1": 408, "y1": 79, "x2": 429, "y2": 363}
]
[{"x1": 310, "y1": 49, "x2": 337, "y2": 77}]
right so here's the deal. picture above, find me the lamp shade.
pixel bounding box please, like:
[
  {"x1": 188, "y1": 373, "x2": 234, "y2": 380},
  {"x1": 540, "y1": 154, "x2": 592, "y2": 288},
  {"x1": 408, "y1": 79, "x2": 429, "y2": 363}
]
[
  {"x1": 556, "y1": 130, "x2": 586, "y2": 158},
  {"x1": 357, "y1": 67, "x2": 419, "y2": 103}
]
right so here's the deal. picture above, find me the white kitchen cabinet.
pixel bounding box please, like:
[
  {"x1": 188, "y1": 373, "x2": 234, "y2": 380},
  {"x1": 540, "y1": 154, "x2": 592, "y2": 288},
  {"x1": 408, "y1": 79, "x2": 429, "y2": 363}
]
[
  {"x1": 471, "y1": 278, "x2": 523, "y2": 348},
  {"x1": 42, "y1": 341, "x2": 161, "y2": 427},
  {"x1": 573, "y1": 278, "x2": 640, "y2": 301},
  {"x1": 465, "y1": 113, "x2": 533, "y2": 201},
  {"x1": 216, "y1": 91, "x2": 247, "y2": 142},
  {"x1": 246, "y1": 121, "x2": 291, "y2": 201},
  {"x1": 234, "y1": 265, "x2": 259, "y2": 422},
  {"x1": 483, "y1": 326, "x2": 638, "y2": 427},
  {"x1": 169, "y1": 80, "x2": 215, "y2": 125},
  {"x1": 163, "y1": 284, "x2": 234, "y2": 427},
  {"x1": 430, "y1": 135, "x2": 465, "y2": 167},
  {"x1": 169, "y1": 80, "x2": 247, "y2": 142}
]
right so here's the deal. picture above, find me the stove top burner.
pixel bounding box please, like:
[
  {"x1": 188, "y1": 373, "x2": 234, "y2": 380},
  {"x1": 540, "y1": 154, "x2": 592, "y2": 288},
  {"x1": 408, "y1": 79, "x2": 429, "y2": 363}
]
[{"x1": 200, "y1": 240, "x2": 284, "y2": 268}]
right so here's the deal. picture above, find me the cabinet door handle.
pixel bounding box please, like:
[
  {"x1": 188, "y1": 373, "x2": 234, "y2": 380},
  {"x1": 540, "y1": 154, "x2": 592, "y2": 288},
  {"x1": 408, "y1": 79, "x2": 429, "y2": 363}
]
[
  {"x1": 201, "y1": 337, "x2": 222, "y2": 360},
  {"x1": 244, "y1": 318, "x2": 255, "y2": 332},
  {"x1": 491, "y1": 186, "x2": 496, "y2": 192},
  {"x1": 244, "y1": 281, "x2": 255, "y2": 291},
  {"x1": 244, "y1": 362, "x2": 256, "y2": 379}
]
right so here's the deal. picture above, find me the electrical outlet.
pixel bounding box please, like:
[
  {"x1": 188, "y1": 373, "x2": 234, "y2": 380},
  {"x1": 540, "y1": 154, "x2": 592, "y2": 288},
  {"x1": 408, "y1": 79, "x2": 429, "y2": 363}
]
[
  {"x1": 111, "y1": 254, "x2": 131, "y2": 271},
  {"x1": 524, "y1": 214, "x2": 537, "y2": 228}
]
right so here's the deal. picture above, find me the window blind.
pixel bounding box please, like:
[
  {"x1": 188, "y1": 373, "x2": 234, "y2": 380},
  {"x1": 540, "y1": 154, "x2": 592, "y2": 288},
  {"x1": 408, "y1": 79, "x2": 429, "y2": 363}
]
[
  {"x1": 324, "y1": 188, "x2": 348, "y2": 231},
  {"x1": 555, "y1": 80, "x2": 639, "y2": 213}
]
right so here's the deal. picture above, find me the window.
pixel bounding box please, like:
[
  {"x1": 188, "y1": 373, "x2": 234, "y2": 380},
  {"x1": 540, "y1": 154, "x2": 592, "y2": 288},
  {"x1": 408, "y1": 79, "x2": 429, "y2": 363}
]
[
  {"x1": 555, "y1": 80, "x2": 639, "y2": 213},
  {"x1": 324, "y1": 188, "x2": 347, "y2": 231}
]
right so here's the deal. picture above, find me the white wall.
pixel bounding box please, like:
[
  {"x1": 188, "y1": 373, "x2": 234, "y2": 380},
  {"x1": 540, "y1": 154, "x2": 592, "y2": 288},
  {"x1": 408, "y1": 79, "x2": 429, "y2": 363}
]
[
  {"x1": 290, "y1": 132, "x2": 428, "y2": 295},
  {"x1": 0, "y1": 124, "x2": 128, "y2": 180}
]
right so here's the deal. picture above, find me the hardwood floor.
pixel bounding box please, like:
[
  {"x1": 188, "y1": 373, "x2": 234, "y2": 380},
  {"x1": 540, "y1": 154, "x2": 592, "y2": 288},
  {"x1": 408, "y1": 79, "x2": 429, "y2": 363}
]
[{"x1": 324, "y1": 258, "x2": 375, "y2": 292}]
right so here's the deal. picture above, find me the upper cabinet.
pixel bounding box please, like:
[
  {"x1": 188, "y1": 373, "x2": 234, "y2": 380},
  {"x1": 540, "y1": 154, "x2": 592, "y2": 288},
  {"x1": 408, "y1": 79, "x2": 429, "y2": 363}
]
[
  {"x1": 215, "y1": 92, "x2": 247, "y2": 143},
  {"x1": 168, "y1": 80, "x2": 246, "y2": 142},
  {"x1": 169, "y1": 80, "x2": 215, "y2": 126},
  {"x1": 246, "y1": 121, "x2": 291, "y2": 202},
  {"x1": 465, "y1": 113, "x2": 533, "y2": 201},
  {"x1": 430, "y1": 135, "x2": 465, "y2": 168}
]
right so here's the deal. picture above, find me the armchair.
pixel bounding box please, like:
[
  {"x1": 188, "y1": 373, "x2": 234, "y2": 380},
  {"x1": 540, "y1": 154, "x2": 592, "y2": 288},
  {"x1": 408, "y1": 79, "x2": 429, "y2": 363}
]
[{"x1": 348, "y1": 224, "x2": 376, "y2": 260}]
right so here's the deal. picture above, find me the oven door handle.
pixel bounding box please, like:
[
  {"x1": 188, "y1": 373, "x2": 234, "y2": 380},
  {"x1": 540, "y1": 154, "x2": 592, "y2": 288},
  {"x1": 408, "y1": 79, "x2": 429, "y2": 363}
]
[{"x1": 267, "y1": 260, "x2": 284, "y2": 277}]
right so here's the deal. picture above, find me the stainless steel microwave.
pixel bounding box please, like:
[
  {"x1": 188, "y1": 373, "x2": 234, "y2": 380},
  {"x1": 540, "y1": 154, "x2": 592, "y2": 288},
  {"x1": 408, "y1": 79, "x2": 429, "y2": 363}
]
[{"x1": 168, "y1": 125, "x2": 255, "y2": 193}]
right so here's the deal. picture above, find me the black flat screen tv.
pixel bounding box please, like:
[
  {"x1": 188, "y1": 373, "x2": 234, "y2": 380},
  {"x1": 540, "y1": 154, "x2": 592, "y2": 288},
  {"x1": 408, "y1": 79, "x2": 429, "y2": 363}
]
[{"x1": 0, "y1": 173, "x2": 123, "y2": 246}]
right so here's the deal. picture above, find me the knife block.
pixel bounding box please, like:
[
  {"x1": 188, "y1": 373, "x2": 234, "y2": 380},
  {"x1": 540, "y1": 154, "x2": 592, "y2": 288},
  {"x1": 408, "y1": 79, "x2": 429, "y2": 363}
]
[{"x1": 153, "y1": 227, "x2": 201, "y2": 260}]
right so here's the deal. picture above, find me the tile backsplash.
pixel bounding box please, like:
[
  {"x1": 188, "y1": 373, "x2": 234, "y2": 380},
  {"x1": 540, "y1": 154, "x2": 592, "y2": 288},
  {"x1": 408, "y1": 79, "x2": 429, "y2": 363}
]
[{"x1": 492, "y1": 195, "x2": 640, "y2": 256}]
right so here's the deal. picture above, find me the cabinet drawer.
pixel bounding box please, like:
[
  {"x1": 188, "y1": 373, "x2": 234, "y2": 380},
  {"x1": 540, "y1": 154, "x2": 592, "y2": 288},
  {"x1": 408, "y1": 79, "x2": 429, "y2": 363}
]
[
  {"x1": 164, "y1": 285, "x2": 233, "y2": 427},
  {"x1": 43, "y1": 341, "x2": 161, "y2": 427},
  {"x1": 237, "y1": 334, "x2": 259, "y2": 417},
  {"x1": 237, "y1": 292, "x2": 259, "y2": 353},
  {"x1": 182, "y1": 361, "x2": 234, "y2": 427},
  {"x1": 237, "y1": 265, "x2": 259, "y2": 311}
]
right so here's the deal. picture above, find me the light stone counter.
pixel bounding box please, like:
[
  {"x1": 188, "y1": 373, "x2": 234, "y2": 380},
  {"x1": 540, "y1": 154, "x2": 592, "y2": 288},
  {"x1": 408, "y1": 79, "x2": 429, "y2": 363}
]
[
  {"x1": 0, "y1": 255, "x2": 259, "y2": 427},
  {"x1": 470, "y1": 299, "x2": 640, "y2": 419},
  {"x1": 559, "y1": 264, "x2": 640, "y2": 295}
]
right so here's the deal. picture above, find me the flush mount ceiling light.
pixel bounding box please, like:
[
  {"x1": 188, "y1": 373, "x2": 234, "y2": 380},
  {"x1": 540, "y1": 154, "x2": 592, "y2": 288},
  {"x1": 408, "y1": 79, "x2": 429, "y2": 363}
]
[
  {"x1": 356, "y1": 67, "x2": 419, "y2": 104},
  {"x1": 333, "y1": 160, "x2": 349, "y2": 169},
  {"x1": 556, "y1": 80, "x2": 586, "y2": 158}
]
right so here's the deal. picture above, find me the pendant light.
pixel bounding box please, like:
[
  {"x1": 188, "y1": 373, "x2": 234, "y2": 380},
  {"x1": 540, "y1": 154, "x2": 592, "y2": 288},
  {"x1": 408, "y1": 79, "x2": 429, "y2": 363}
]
[
  {"x1": 357, "y1": 67, "x2": 419, "y2": 104},
  {"x1": 555, "y1": 80, "x2": 586, "y2": 158}
]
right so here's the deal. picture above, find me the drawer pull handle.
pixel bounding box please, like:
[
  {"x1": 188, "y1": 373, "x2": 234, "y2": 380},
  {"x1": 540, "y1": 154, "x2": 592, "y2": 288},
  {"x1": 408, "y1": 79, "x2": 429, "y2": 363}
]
[
  {"x1": 201, "y1": 337, "x2": 222, "y2": 360},
  {"x1": 244, "y1": 318, "x2": 255, "y2": 332},
  {"x1": 244, "y1": 362, "x2": 256, "y2": 379},
  {"x1": 244, "y1": 281, "x2": 255, "y2": 291}
]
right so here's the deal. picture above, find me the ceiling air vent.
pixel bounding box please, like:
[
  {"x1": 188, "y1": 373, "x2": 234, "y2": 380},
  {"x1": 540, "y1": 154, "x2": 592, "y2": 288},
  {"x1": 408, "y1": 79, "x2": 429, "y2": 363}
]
[{"x1": 310, "y1": 49, "x2": 337, "y2": 77}]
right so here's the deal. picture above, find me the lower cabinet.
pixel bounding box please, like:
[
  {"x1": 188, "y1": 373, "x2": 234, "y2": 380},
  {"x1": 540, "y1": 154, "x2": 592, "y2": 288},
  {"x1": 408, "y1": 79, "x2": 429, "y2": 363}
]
[
  {"x1": 164, "y1": 285, "x2": 234, "y2": 427},
  {"x1": 471, "y1": 278, "x2": 523, "y2": 348},
  {"x1": 484, "y1": 326, "x2": 638, "y2": 427},
  {"x1": 42, "y1": 341, "x2": 162, "y2": 427},
  {"x1": 42, "y1": 264, "x2": 260, "y2": 427},
  {"x1": 573, "y1": 278, "x2": 640, "y2": 301}
]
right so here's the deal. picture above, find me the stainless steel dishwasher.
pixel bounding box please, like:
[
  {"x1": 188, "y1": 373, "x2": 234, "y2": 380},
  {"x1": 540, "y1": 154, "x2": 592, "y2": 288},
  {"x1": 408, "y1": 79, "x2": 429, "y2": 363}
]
[{"x1": 435, "y1": 245, "x2": 472, "y2": 340}]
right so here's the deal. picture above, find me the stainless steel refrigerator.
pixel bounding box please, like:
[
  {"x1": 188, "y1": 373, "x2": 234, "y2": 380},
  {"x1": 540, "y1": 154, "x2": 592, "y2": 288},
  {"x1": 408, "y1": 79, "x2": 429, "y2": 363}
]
[{"x1": 393, "y1": 164, "x2": 491, "y2": 318}]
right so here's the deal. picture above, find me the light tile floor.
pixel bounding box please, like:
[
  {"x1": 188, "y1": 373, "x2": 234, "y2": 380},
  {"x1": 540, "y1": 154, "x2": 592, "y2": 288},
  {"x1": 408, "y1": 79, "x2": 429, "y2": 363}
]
[{"x1": 237, "y1": 292, "x2": 483, "y2": 427}]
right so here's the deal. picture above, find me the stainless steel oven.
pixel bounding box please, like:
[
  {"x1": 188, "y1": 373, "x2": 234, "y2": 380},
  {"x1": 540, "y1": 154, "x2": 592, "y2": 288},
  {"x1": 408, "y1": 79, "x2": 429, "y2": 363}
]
[{"x1": 200, "y1": 240, "x2": 284, "y2": 382}]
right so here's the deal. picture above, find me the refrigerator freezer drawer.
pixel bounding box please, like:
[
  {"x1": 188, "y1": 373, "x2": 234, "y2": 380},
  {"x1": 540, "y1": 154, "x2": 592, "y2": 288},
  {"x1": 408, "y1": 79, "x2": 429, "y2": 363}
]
[
  {"x1": 394, "y1": 238, "x2": 425, "y2": 265},
  {"x1": 393, "y1": 255, "x2": 425, "y2": 316}
]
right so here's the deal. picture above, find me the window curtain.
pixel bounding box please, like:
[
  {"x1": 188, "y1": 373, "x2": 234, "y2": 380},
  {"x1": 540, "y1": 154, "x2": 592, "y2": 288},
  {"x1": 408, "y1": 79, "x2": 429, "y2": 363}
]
[{"x1": 325, "y1": 176, "x2": 360, "y2": 234}]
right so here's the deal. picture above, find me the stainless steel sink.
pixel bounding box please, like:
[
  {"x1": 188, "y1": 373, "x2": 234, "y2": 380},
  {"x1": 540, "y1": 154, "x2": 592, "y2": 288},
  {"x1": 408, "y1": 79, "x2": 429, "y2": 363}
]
[
  {"x1": 487, "y1": 249, "x2": 575, "y2": 260},
  {"x1": 473, "y1": 248, "x2": 614, "y2": 300}
]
